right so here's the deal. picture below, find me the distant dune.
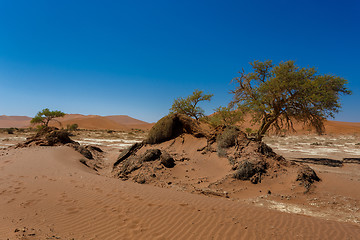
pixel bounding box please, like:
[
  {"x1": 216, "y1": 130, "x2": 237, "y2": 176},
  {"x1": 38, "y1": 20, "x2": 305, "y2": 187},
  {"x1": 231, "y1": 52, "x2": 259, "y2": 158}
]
[
  {"x1": 0, "y1": 114, "x2": 358, "y2": 134},
  {"x1": 105, "y1": 115, "x2": 154, "y2": 130},
  {"x1": 0, "y1": 114, "x2": 153, "y2": 131},
  {"x1": 237, "y1": 115, "x2": 360, "y2": 135},
  {"x1": 0, "y1": 115, "x2": 31, "y2": 128}
]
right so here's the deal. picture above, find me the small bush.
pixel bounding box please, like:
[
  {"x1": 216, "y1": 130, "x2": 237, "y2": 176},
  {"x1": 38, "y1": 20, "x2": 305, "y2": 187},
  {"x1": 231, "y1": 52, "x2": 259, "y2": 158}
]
[
  {"x1": 6, "y1": 128, "x2": 15, "y2": 134},
  {"x1": 217, "y1": 126, "x2": 240, "y2": 149},
  {"x1": 146, "y1": 114, "x2": 202, "y2": 144},
  {"x1": 233, "y1": 161, "x2": 256, "y2": 180},
  {"x1": 217, "y1": 147, "x2": 227, "y2": 157},
  {"x1": 67, "y1": 124, "x2": 79, "y2": 131},
  {"x1": 233, "y1": 160, "x2": 267, "y2": 183}
]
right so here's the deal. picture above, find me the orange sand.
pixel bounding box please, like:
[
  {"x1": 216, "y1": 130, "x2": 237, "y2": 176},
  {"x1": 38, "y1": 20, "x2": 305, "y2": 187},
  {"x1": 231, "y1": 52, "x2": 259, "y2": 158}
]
[{"x1": 1, "y1": 146, "x2": 359, "y2": 239}]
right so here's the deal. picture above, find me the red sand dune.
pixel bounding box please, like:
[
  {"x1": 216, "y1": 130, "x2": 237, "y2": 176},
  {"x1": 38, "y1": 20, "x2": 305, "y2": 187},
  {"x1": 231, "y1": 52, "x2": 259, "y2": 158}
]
[
  {"x1": 54, "y1": 115, "x2": 129, "y2": 130},
  {"x1": 238, "y1": 115, "x2": 360, "y2": 135},
  {"x1": 0, "y1": 114, "x2": 153, "y2": 131},
  {"x1": 1, "y1": 146, "x2": 359, "y2": 239},
  {"x1": 0, "y1": 114, "x2": 359, "y2": 133},
  {"x1": 0, "y1": 115, "x2": 31, "y2": 128}
]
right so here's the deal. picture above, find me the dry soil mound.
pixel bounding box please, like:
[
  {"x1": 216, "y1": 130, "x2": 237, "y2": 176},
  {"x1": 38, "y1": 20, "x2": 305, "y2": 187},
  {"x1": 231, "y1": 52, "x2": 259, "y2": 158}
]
[
  {"x1": 15, "y1": 127, "x2": 104, "y2": 171},
  {"x1": 113, "y1": 114, "x2": 320, "y2": 195}
]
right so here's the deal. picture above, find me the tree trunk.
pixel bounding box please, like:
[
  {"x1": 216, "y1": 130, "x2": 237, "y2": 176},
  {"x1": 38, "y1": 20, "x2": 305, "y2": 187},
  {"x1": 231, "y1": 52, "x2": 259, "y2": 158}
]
[{"x1": 255, "y1": 116, "x2": 277, "y2": 141}]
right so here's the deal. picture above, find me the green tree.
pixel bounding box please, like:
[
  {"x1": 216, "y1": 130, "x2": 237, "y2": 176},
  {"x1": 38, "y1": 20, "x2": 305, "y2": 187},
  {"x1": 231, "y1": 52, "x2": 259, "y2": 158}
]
[
  {"x1": 170, "y1": 89, "x2": 213, "y2": 120},
  {"x1": 231, "y1": 60, "x2": 351, "y2": 141},
  {"x1": 30, "y1": 108, "x2": 66, "y2": 127},
  {"x1": 67, "y1": 123, "x2": 79, "y2": 131},
  {"x1": 207, "y1": 106, "x2": 243, "y2": 127}
]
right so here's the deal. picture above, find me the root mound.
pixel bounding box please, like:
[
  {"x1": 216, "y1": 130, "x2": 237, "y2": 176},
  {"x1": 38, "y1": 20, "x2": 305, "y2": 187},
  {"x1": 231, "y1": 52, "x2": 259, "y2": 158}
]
[
  {"x1": 15, "y1": 127, "x2": 104, "y2": 171},
  {"x1": 16, "y1": 127, "x2": 73, "y2": 147}
]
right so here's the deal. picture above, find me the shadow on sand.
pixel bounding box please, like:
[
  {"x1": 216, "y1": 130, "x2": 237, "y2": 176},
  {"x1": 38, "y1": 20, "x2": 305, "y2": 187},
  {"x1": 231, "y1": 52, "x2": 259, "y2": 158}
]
[{"x1": 291, "y1": 158, "x2": 343, "y2": 167}]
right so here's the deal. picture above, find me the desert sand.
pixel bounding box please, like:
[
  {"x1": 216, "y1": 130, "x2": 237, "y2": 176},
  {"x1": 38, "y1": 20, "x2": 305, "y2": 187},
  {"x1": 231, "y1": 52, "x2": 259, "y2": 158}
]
[
  {"x1": 1, "y1": 115, "x2": 360, "y2": 239},
  {"x1": 1, "y1": 145, "x2": 359, "y2": 240}
]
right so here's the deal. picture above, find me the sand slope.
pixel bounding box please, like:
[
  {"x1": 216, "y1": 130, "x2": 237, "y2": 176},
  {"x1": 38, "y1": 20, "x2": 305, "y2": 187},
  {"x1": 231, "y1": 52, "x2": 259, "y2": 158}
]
[
  {"x1": 0, "y1": 116, "x2": 32, "y2": 128},
  {"x1": 55, "y1": 115, "x2": 129, "y2": 130},
  {"x1": 0, "y1": 114, "x2": 153, "y2": 131},
  {"x1": 0, "y1": 146, "x2": 359, "y2": 239}
]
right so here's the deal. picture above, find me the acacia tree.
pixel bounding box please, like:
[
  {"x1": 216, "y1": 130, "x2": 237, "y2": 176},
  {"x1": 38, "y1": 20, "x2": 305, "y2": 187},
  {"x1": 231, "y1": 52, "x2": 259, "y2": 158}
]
[
  {"x1": 207, "y1": 106, "x2": 243, "y2": 127},
  {"x1": 170, "y1": 89, "x2": 213, "y2": 120},
  {"x1": 231, "y1": 60, "x2": 351, "y2": 141},
  {"x1": 31, "y1": 108, "x2": 66, "y2": 127}
]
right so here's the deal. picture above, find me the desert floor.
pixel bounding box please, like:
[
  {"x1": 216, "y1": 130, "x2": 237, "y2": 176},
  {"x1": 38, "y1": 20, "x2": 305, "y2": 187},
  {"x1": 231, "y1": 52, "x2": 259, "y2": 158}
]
[{"x1": 0, "y1": 130, "x2": 359, "y2": 239}]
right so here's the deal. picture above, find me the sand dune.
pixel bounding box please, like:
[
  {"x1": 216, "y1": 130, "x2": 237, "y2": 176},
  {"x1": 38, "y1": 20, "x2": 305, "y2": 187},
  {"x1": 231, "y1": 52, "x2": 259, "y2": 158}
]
[
  {"x1": 0, "y1": 114, "x2": 153, "y2": 131},
  {"x1": 238, "y1": 116, "x2": 360, "y2": 135},
  {"x1": 55, "y1": 115, "x2": 129, "y2": 130},
  {"x1": 1, "y1": 146, "x2": 359, "y2": 239},
  {"x1": 1, "y1": 113, "x2": 359, "y2": 134},
  {"x1": 106, "y1": 115, "x2": 150, "y2": 126},
  {"x1": 0, "y1": 115, "x2": 31, "y2": 128}
]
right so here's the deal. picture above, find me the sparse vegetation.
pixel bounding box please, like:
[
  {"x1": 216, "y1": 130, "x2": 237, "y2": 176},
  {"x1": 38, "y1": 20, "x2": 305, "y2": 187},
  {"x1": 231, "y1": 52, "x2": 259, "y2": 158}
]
[
  {"x1": 217, "y1": 126, "x2": 240, "y2": 149},
  {"x1": 231, "y1": 60, "x2": 351, "y2": 140},
  {"x1": 233, "y1": 160, "x2": 267, "y2": 184},
  {"x1": 67, "y1": 123, "x2": 79, "y2": 131},
  {"x1": 5, "y1": 128, "x2": 15, "y2": 134},
  {"x1": 31, "y1": 108, "x2": 66, "y2": 127},
  {"x1": 146, "y1": 114, "x2": 204, "y2": 144},
  {"x1": 206, "y1": 106, "x2": 243, "y2": 127},
  {"x1": 170, "y1": 89, "x2": 213, "y2": 120}
]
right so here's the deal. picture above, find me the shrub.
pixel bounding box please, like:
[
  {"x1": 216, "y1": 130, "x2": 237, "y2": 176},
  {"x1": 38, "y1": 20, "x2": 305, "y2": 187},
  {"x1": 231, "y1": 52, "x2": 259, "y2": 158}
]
[
  {"x1": 217, "y1": 126, "x2": 240, "y2": 149},
  {"x1": 146, "y1": 114, "x2": 203, "y2": 144},
  {"x1": 6, "y1": 128, "x2": 15, "y2": 134},
  {"x1": 67, "y1": 124, "x2": 79, "y2": 131}
]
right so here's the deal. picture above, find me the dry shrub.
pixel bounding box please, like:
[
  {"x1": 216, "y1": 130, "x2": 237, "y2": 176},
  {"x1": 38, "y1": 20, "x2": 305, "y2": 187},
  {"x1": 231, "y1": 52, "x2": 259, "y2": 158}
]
[
  {"x1": 146, "y1": 114, "x2": 204, "y2": 144},
  {"x1": 217, "y1": 126, "x2": 240, "y2": 149},
  {"x1": 233, "y1": 160, "x2": 267, "y2": 184}
]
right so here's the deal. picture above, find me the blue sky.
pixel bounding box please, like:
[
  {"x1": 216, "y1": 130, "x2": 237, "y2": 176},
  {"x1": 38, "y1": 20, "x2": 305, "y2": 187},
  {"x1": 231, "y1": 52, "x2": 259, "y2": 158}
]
[{"x1": 0, "y1": 0, "x2": 359, "y2": 122}]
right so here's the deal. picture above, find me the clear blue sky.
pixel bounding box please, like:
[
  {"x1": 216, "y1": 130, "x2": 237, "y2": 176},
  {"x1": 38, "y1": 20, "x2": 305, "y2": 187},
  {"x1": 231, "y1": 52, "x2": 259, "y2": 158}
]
[{"x1": 0, "y1": 0, "x2": 359, "y2": 122}]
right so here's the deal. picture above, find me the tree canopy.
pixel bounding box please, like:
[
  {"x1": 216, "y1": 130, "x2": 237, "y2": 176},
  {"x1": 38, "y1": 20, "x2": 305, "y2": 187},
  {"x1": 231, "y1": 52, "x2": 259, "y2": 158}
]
[
  {"x1": 207, "y1": 106, "x2": 243, "y2": 127},
  {"x1": 30, "y1": 108, "x2": 66, "y2": 127},
  {"x1": 170, "y1": 89, "x2": 213, "y2": 120},
  {"x1": 231, "y1": 60, "x2": 351, "y2": 140}
]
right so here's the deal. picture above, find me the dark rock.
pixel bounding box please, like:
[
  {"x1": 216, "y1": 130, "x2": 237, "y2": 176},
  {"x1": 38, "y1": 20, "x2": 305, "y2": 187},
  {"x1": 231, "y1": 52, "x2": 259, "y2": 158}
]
[
  {"x1": 86, "y1": 145, "x2": 103, "y2": 152},
  {"x1": 70, "y1": 143, "x2": 93, "y2": 159},
  {"x1": 79, "y1": 158, "x2": 89, "y2": 167},
  {"x1": 140, "y1": 149, "x2": 162, "y2": 162},
  {"x1": 296, "y1": 165, "x2": 320, "y2": 189},
  {"x1": 160, "y1": 152, "x2": 175, "y2": 168},
  {"x1": 113, "y1": 142, "x2": 143, "y2": 167}
]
